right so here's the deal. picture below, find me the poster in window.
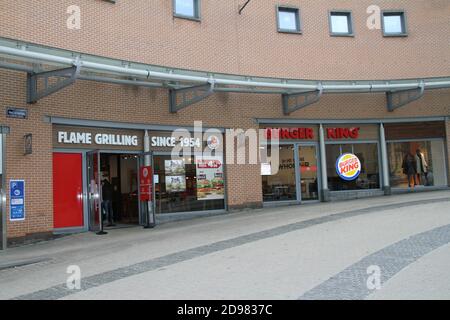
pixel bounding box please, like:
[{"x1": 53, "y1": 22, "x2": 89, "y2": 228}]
[
  {"x1": 164, "y1": 159, "x2": 185, "y2": 175},
  {"x1": 196, "y1": 156, "x2": 224, "y2": 200},
  {"x1": 165, "y1": 175, "x2": 186, "y2": 193},
  {"x1": 164, "y1": 160, "x2": 186, "y2": 193}
]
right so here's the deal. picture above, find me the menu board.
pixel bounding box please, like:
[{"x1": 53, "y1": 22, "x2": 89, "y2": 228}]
[
  {"x1": 164, "y1": 160, "x2": 186, "y2": 193},
  {"x1": 196, "y1": 156, "x2": 225, "y2": 200}
]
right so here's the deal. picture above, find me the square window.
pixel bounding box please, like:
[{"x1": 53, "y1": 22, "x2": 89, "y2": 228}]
[
  {"x1": 174, "y1": 0, "x2": 200, "y2": 20},
  {"x1": 382, "y1": 11, "x2": 407, "y2": 36},
  {"x1": 277, "y1": 7, "x2": 301, "y2": 33},
  {"x1": 329, "y1": 11, "x2": 353, "y2": 36}
]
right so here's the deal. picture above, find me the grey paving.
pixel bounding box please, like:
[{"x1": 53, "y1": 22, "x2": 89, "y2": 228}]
[
  {"x1": 11, "y1": 197, "x2": 450, "y2": 300},
  {"x1": 299, "y1": 223, "x2": 450, "y2": 300},
  {"x1": 0, "y1": 257, "x2": 51, "y2": 271}
]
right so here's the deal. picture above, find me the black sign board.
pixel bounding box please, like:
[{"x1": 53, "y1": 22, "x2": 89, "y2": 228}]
[{"x1": 6, "y1": 107, "x2": 28, "y2": 119}]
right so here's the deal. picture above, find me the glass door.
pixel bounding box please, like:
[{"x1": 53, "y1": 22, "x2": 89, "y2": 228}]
[
  {"x1": 86, "y1": 150, "x2": 103, "y2": 232},
  {"x1": 298, "y1": 145, "x2": 319, "y2": 201},
  {"x1": 261, "y1": 144, "x2": 297, "y2": 202}
]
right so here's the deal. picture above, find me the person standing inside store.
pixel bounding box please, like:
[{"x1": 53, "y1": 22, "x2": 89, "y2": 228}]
[
  {"x1": 415, "y1": 148, "x2": 429, "y2": 186},
  {"x1": 101, "y1": 179, "x2": 115, "y2": 227},
  {"x1": 402, "y1": 152, "x2": 417, "y2": 188}
]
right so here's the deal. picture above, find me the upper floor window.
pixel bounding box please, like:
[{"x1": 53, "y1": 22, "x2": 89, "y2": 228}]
[
  {"x1": 329, "y1": 11, "x2": 354, "y2": 36},
  {"x1": 382, "y1": 11, "x2": 407, "y2": 36},
  {"x1": 174, "y1": 0, "x2": 200, "y2": 20},
  {"x1": 277, "y1": 6, "x2": 301, "y2": 33}
]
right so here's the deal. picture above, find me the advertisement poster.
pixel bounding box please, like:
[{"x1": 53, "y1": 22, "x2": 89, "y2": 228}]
[
  {"x1": 10, "y1": 180, "x2": 25, "y2": 221},
  {"x1": 164, "y1": 160, "x2": 186, "y2": 193},
  {"x1": 196, "y1": 156, "x2": 225, "y2": 200}
]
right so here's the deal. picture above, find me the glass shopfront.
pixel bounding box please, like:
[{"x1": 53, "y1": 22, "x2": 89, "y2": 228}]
[
  {"x1": 153, "y1": 154, "x2": 225, "y2": 214},
  {"x1": 260, "y1": 126, "x2": 320, "y2": 203},
  {"x1": 261, "y1": 121, "x2": 448, "y2": 204},
  {"x1": 326, "y1": 142, "x2": 380, "y2": 191},
  {"x1": 298, "y1": 145, "x2": 319, "y2": 201},
  {"x1": 262, "y1": 145, "x2": 297, "y2": 202},
  {"x1": 325, "y1": 125, "x2": 381, "y2": 192},
  {"x1": 150, "y1": 130, "x2": 226, "y2": 214},
  {"x1": 385, "y1": 122, "x2": 448, "y2": 189},
  {"x1": 261, "y1": 144, "x2": 320, "y2": 202},
  {"x1": 387, "y1": 140, "x2": 447, "y2": 188},
  {"x1": 53, "y1": 125, "x2": 226, "y2": 232}
]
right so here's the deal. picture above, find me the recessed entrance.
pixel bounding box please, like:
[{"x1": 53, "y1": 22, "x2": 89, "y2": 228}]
[{"x1": 87, "y1": 152, "x2": 141, "y2": 231}]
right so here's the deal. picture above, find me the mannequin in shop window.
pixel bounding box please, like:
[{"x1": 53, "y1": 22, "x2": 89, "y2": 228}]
[
  {"x1": 101, "y1": 179, "x2": 115, "y2": 227},
  {"x1": 415, "y1": 149, "x2": 429, "y2": 186},
  {"x1": 402, "y1": 152, "x2": 417, "y2": 188}
]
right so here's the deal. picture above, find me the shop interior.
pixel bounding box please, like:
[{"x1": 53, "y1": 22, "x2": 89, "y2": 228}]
[
  {"x1": 99, "y1": 153, "x2": 139, "y2": 227},
  {"x1": 387, "y1": 140, "x2": 447, "y2": 188},
  {"x1": 153, "y1": 155, "x2": 225, "y2": 214},
  {"x1": 326, "y1": 143, "x2": 380, "y2": 191}
]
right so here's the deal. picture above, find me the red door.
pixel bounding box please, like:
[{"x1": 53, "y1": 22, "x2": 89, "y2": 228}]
[{"x1": 53, "y1": 153, "x2": 84, "y2": 228}]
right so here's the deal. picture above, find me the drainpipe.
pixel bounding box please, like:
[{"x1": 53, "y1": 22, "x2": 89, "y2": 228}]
[
  {"x1": 0, "y1": 132, "x2": 5, "y2": 250},
  {"x1": 319, "y1": 124, "x2": 329, "y2": 201},
  {"x1": 2, "y1": 45, "x2": 450, "y2": 92},
  {"x1": 379, "y1": 123, "x2": 391, "y2": 195},
  {"x1": 143, "y1": 130, "x2": 155, "y2": 228}
]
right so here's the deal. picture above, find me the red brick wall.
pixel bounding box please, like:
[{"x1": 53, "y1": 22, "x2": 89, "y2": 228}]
[{"x1": 0, "y1": 0, "x2": 449, "y2": 80}]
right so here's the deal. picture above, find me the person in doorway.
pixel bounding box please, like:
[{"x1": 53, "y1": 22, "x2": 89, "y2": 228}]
[
  {"x1": 402, "y1": 152, "x2": 417, "y2": 188},
  {"x1": 415, "y1": 149, "x2": 429, "y2": 186},
  {"x1": 112, "y1": 183, "x2": 122, "y2": 223},
  {"x1": 101, "y1": 179, "x2": 115, "y2": 227}
]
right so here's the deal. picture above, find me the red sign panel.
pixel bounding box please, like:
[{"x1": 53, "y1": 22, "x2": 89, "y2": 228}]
[
  {"x1": 196, "y1": 159, "x2": 222, "y2": 169},
  {"x1": 264, "y1": 128, "x2": 314, "y2": 140},
  {"x1": 139, "y1": 166, "x2": 152, "y2": 201},
  {"x1": 327, "y1": 127, "x2": 360, "y2": 140},
  {"x1": 53, "y1": 153, "x2": 84, "y2": 228}
]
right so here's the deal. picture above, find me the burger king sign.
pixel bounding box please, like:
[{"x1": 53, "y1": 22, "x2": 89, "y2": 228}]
[{"x1": 336, "y1": 153, "x2": 361, "y2": 181}]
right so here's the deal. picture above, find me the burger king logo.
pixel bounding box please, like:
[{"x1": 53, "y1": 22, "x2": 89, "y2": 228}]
[
  {"x1": 336, "y1": 153, "x2": 361, "y2": 181},
  {"x1": 207, "y1": 135, "x2": 220, "y2": 150}
]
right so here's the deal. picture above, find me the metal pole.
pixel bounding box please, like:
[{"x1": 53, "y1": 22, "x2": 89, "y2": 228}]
[
  {"x1": 379, "y1": 123, "x2": 391, "y2": 195},
  {"x1": 144, "y1": 130, "x2": 155, "y2": 228},
  {"x1": 0, "y1": 133, "x2": 6, "y2": 250},
  {"x1": 96, "y1": 152, "x2": 107, "y2": 235},
  {"x1": 319, "y1": 125, "x2": 329, "y2": 201}
]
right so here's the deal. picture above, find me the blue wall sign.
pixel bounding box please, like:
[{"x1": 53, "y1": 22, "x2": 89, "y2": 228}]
[{"x1": 10, "y1": 180, "x2": 25, "y2": 221}]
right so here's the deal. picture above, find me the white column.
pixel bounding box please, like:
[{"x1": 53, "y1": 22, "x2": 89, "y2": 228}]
[
  {"x1": 144, "y1": 130, "x2": 155, "y2": 226},
  {"x1": 319, "y1": 124, "x2": 329, "y2": 201},
  {"x1": 379, "y1": 123, "x2": 391, "y2": 195},
  {"x1": 0, "y1": 134, "x2": 5, "y2": 250}
]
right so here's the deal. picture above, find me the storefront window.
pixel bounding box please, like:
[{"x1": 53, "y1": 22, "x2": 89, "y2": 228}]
[
  {"x1": 326, "y1": 143, "x2": 380, "y2": 191},
  {"x1": 387, "y1": 140, "x2": 447, "y2": 188},
  {"x1": 153, "y1": 154, "x2": 225, "y2": 214},
  {"x1": 262, "y1": 145, "x2": 297, "y2": 202}
]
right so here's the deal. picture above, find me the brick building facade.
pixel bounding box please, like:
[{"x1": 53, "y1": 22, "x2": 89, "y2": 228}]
[{"x1": 0, "y1": 0, "x2": 449, "y2": 248}]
